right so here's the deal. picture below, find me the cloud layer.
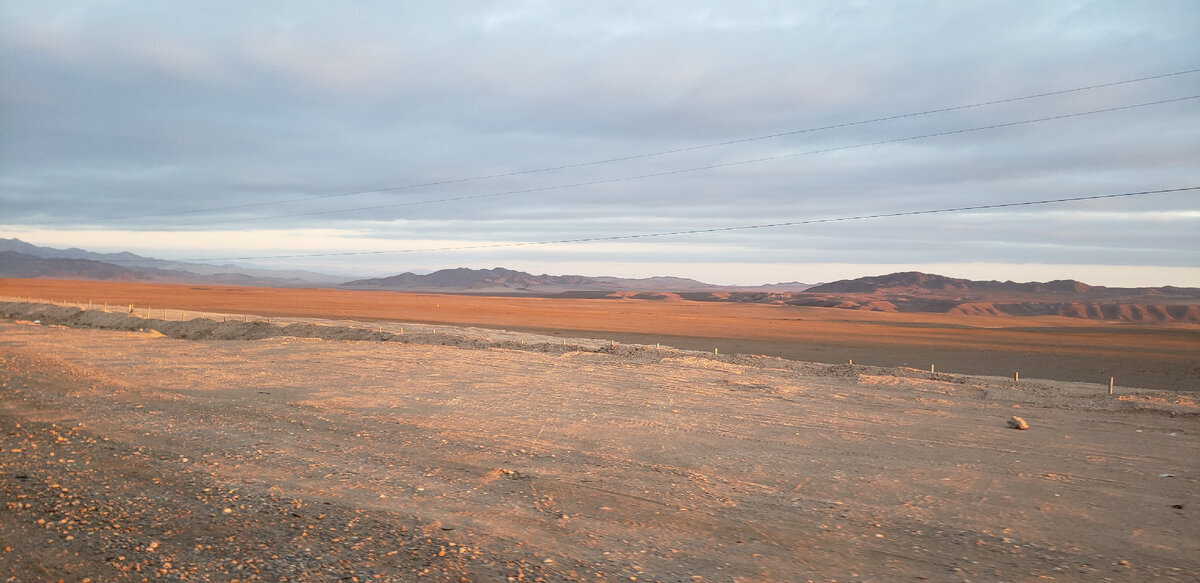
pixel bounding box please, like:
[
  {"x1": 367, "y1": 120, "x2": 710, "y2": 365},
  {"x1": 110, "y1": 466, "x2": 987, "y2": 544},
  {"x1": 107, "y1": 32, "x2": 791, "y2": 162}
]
[{"x1": 2, "y1": 1, "x2": 1198, "y2": 284}]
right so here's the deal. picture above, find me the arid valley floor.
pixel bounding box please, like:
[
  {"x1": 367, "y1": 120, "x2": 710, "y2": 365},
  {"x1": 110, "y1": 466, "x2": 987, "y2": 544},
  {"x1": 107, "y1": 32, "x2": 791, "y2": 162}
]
[{"x1": 1, "y1": 280, "x2": 1198, "y2": 582}]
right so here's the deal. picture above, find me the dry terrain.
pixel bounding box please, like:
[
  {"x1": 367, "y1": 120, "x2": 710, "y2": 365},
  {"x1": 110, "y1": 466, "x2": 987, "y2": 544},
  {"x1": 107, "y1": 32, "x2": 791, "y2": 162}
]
[
  {"x1": 1, "y1": 294, "x2": 1198, "y2": 582},
  {"x1": 1, "y1": 279, "x2": 1198, "y2": 391}
]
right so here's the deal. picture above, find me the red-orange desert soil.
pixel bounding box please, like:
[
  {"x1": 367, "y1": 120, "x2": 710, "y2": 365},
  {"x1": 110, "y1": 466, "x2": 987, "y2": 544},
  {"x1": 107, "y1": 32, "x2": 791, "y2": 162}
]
[{"x1": 2, "y1": 278, "x2": 1197, "y2": 391}]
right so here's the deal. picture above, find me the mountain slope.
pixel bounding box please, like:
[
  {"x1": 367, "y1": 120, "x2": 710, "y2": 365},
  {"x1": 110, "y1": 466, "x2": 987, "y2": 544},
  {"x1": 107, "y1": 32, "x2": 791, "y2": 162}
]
[
  {"x1": 341, "y1": 267, "x2": 724, "y2": 293},
  {"x1": 0, "y1": 251, "x2": 157, "y2": 280},
  {"x1": 808, "y1": 271, "x2": 1096, "y2": 295},
  {"x1": 0, "y1": 238, "x2": 348, "y2": 287},
  {"x1": 797, "y1": 272, "x2": 1200, "y2": 322}
]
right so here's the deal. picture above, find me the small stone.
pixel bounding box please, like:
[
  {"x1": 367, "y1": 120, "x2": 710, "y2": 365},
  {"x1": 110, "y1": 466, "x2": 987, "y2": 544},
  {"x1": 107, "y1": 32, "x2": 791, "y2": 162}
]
[{"x1": 1007, "y1": 416, "x2": 1029, "y2": 430}]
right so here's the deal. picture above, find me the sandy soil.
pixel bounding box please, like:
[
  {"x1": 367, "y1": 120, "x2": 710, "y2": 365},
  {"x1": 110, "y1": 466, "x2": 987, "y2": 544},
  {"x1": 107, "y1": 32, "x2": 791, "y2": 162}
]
[
  {"x1": 1, "y1": 307, "x2": 1197, "y2": 582},
  {"x1": 2, "y1": 279, "x2": 1198, "y2": 391}
]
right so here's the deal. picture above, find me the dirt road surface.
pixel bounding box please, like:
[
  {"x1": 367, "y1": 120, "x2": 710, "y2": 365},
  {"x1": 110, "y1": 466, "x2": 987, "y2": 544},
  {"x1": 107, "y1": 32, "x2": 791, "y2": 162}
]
[{"x1": 1, "y1": 310, "x2": 1197, "y2": 582}]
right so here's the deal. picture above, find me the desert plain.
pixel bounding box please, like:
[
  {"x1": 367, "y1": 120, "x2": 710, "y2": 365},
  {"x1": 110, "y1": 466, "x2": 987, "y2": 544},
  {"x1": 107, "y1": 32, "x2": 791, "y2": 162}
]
[{"x1": 1, "y1": 278, "x2": 1198, "y2": 582}]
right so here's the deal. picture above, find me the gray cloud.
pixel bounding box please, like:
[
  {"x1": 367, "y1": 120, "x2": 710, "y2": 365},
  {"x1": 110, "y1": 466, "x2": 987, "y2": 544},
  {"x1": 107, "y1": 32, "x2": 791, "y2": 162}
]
[{"x1": 2, "y1": 1, "x2": 1198, "y2": 283}]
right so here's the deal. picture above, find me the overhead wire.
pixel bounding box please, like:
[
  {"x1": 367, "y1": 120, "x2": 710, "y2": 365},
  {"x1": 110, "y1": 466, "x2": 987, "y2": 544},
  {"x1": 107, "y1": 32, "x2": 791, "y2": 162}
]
[
  {"x1": 22, "y1": 70, "x2": 1197, "y2": 270},
  {"x1": 173, "y1": 186, "x2": 1198, "y2": 262},
  {"x1": 155, "y1": 94, "x2": 1200, "y2": 226},
  {"x1": 88, "y1": 68, "x2": 1200, "y2": 223}
]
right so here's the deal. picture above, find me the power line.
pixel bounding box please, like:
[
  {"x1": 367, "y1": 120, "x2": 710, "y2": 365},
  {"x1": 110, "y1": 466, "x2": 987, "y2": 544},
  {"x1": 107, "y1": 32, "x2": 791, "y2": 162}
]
[
  {"x1": 96, "y1": 68, "x2": 1200, "y2": 223},
  {"x1": 177, "y1": 186, "x2": 1198, "y2": 262},
  {"x1": 169, "y1": 94, "x2": 1200, "y2": 225}
]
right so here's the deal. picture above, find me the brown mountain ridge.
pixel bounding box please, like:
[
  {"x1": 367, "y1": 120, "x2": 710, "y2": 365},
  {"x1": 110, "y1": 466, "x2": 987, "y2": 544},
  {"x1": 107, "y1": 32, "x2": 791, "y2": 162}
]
[
  {"x1": 340, "y1": 267, "x2": 747, "y2": 293},
  {"x1": 3, "y1": 238, "x2": 1197, "y2": 322},
  {"x1": 706, "y1": 271, "x2": 1200, "y2": 323},
  {"x1": 343, "y1": 268, "x2": 1200, "y2": 323}
]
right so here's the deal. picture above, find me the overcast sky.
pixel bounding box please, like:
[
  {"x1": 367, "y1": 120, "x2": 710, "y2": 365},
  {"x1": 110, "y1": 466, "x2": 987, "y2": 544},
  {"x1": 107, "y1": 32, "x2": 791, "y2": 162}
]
[{"x1": 2, "y1": 1, "x2": 1198, "y2": 285}]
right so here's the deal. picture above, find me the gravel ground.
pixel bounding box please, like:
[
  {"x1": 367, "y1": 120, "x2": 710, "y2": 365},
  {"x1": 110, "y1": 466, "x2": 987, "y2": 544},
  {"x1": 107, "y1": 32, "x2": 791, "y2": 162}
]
[
  {"x1": 1, "y1": 375, "x2": 560, "y2": 583},
  {"x1": 2, "y1": 303, "x2": 1197, "y2": 582}
]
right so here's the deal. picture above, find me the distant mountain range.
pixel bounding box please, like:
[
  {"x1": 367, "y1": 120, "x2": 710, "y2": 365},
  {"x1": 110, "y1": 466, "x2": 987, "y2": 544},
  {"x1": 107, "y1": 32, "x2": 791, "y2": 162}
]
[
  {"x1": 0, "y1": 239, "x2": 810, "y2": 293},
  {"x1": 807, "y1": 271, "x2": 1097, "y2": 294},
  {"x1": 3, "y1": 239, "x2": 1198, "y2": 322},
  {"x1": 746, "y1": 271, "x2": 1200, "y2": 322},
  {"x1": 334, "y1": 267, "x2": 1200, "y2": 322},
  {"x1": 804, "y1": 271, "x2": 1200, "y2": 301},
  {"x1": 341, "y1": 267, "x2": 812, "y2": 294},
  {"x1": 0, "y1": 238, "x2": 347, "y2": 287}
]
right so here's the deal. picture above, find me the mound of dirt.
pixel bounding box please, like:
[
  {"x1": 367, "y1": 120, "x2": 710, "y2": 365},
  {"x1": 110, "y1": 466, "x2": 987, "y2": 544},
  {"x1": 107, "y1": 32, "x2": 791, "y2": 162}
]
[{"x1": 0, "y1": 302, "x2": 723, "y2": 365}]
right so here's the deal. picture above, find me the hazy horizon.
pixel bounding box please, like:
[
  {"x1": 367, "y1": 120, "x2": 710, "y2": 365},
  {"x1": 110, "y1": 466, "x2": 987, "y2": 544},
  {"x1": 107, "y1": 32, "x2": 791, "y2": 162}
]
[{"x1": 6, "y1": 234, "x2": 1200, "y2": 289}]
